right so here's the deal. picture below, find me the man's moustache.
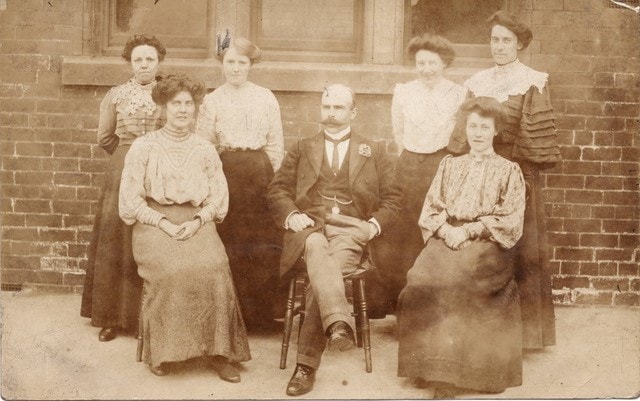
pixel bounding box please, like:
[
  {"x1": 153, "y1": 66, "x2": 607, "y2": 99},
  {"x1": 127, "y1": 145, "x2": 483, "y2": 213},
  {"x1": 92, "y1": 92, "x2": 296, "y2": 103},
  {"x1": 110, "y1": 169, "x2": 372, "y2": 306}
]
[{"x1": 321, "y1": 118, "x2": 338, "y2": 124}]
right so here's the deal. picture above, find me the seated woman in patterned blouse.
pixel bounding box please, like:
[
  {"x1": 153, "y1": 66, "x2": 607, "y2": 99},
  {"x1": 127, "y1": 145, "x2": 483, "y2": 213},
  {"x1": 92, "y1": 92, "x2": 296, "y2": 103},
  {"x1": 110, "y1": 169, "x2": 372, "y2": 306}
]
[
  {"x1": 396, "y1": 97, "x2": 526, "y2": 397},
  {"x1": 119, "y1": 74, "x2": 250, "y2": 381}
]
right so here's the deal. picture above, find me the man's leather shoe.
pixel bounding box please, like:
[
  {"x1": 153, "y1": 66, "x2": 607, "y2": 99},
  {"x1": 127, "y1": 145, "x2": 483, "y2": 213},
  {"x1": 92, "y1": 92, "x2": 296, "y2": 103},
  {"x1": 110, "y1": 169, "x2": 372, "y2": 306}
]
[
  {"x1": 98, "y1": 327, "x2": 116, "y2": 342},
  {"x1": 326, "y1": 321, "x2": 355, "y2": 351},
  {"x1": 149, "y1": 364, "x2": 168, "y2": 376},
  {"x1": 286, "y1": 364, "x2": 316, "y2": 396}
]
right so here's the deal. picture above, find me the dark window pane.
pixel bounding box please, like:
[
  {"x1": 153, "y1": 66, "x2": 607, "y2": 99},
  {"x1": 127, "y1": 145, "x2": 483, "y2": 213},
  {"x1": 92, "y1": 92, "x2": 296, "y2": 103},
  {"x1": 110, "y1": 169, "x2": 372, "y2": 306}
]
[
  {"x1": 108, "y1": 0, "x2": 210, "y2": 56},
  {"x1": 410, "y1": 0, "x2": 505, "y2": 44}
]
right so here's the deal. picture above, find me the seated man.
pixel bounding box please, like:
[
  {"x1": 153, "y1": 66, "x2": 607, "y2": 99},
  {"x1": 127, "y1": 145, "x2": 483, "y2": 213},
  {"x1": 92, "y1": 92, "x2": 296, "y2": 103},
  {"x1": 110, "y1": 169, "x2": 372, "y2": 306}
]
[{"x1": 267, "y1": 84, "x2": 402, "y2": 397}]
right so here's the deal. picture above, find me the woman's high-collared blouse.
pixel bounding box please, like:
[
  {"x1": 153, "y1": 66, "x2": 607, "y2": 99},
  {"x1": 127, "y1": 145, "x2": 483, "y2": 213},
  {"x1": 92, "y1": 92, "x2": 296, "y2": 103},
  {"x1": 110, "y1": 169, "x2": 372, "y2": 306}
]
[
  {"x1": 97, "y1": 78, "x2": 165, "y2": 155},
  {"x1": 419, "y1": 152, "x2": 526, "y2": 249},
  {"x1": 119, "y1": 128, "x2": 229, "y2": 228},
  {"x1": 195, "y1": 82, "x2": 285, "y2": 171},
  {"x1": 392, "y1": 78, "x2": 468, "y2": 154}
]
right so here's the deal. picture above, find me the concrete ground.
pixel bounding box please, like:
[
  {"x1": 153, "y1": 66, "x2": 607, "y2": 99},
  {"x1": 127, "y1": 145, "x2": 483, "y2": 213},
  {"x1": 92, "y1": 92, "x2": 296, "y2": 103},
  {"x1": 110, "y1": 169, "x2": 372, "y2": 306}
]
[{"x1": 1, "y1": 290, "x2": 639, "y2": 400}]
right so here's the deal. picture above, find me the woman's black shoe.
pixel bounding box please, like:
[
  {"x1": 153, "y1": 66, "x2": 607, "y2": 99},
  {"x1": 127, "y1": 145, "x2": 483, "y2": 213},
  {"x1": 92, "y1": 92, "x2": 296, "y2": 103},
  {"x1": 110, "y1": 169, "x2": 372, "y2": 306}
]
[{"x1": 98, "y1": 327, "x2": 116, "y2": 342}]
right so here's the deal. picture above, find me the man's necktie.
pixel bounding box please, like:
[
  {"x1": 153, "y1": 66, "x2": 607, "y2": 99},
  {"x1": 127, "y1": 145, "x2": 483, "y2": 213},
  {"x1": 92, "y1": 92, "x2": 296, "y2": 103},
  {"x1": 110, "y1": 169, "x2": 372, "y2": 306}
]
[{"x1": 324, "y1": 133, "x2": 351, "y2": 175}]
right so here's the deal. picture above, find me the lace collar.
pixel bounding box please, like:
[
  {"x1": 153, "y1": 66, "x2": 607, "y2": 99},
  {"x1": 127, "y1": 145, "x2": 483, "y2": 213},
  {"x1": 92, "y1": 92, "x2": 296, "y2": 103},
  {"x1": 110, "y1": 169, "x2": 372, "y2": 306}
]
[
  {"x1": 464, "y1": 59, "x2": 548, "y2": 103},
  {"x1": 111, "y1": 78, "x2": 158, "y2": 115}
]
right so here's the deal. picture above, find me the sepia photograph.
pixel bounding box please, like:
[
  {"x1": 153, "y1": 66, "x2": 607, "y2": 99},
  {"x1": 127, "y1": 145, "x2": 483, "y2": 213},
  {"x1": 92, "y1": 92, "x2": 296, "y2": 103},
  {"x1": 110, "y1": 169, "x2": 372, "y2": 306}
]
[{"x1": 1, "y1": 0, "x2": 639, "y2": 399}]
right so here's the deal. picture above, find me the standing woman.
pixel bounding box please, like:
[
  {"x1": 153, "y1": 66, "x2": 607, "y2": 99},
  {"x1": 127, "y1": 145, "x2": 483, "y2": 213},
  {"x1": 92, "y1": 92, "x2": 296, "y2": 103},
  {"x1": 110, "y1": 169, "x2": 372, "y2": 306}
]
[
  {"x1": 369, "y1": 34, "x2": 467, "y2": 317},
  {"x1": 81, "y1": 34, "x2": 166, "y2": 342},
  {"x1": 448, "y1": 11, "x2": 561, "y2": 349},
  {"x1": 196, "y1": 37, "x2": 284, "y2": 330},
  {"x1": 119, "y1": 74, "x2": 250, "y2": 380}
]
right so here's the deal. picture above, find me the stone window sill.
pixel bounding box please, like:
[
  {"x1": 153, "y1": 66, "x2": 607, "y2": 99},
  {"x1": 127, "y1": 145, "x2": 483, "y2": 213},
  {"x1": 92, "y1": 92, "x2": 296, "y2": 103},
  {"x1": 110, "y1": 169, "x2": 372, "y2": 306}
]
[{"x1": 61, "y1": 56, "x2": 479, "y2": 94}]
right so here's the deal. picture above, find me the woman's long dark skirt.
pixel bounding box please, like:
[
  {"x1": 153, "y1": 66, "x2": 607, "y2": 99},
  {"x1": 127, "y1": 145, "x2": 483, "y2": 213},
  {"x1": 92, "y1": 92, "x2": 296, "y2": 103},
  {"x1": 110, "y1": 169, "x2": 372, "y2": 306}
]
[
  {"x1": 366, "y1": 148, "x2": 448, "y2": 317},
  {"x1": 80, "y1": 145, "x2": 141, "y2": 332},
  {"x1": 218, "y1": 150, "x2": 283, "y2": 330},
  {"x1": 397, "y1": 238, "x2": 523, "y2": 393},
  {"x1": 495, "y1": 143, "x2": 556, "y2": 349}
]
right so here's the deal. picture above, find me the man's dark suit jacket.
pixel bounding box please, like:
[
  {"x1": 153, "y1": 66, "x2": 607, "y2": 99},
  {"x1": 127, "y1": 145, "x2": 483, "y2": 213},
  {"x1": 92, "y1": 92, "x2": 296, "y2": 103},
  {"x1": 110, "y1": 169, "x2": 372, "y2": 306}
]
[{"x1": 267, "y1": 131, "x2": 403, "y2": 276}]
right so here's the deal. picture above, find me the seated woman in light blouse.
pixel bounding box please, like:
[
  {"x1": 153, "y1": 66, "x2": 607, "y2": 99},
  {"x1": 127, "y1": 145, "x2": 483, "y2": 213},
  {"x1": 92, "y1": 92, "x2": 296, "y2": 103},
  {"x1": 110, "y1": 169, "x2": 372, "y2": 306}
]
[
  {"x1": 119, "y1": 74, "x2": 250, "y2": 381},
  {"x1": 397, "y1": 97, "x2": 526, "y2": 397},
  {"x1": 196, "y1": 37, "x2": 284, "y2": 330},
  {"x1": 369, "y1": 34, "x2": 468, "y2": 317}
]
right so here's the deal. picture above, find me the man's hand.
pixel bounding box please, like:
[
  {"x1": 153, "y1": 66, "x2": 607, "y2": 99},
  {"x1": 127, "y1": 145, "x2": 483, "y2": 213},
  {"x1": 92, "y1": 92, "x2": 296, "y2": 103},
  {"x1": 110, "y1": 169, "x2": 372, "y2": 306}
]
[
  {"x1": 175, "y1": 218, "x2": 202, "y2": 241},
  {"x1": 287, "y1": 212, "x2": 315, "y2": 232},
  {"x1": 158, "y1": 218, "x2": 182, "y2": 238}
]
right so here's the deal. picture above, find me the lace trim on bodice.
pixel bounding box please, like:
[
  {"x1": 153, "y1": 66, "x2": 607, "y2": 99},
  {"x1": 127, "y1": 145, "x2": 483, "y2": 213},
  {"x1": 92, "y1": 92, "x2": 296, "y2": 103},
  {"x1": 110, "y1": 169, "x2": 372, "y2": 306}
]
[
  {"x1": 465, "y1": 59, "x2": 548, "y2": 103},
  {"x1": 111, "y1": 78, "x2": 157, "y2": 116}
]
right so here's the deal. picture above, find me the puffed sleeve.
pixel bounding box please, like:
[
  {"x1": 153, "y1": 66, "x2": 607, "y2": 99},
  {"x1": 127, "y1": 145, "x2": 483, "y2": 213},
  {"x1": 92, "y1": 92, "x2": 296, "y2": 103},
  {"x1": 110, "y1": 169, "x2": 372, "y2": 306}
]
[
  {"x1": 194, "y1": 145, "x2": 229, "y2": 224},
  {"x1": 195, "y1": 95, "x2": 220, "y2": 149},
  {"x1": 477, "y1": 162, "x2": 526, "y2": 249},
  {"x1": 391, "y1": 83, "x2": 405, "y2": 154},
  {"x1": 417, "y1": 155, "x2": 452, "y2": 243},
  {"x1": 119, "y1": 138, "x2": 166, "y2": 226},
  {"x1": 97, "y1": 88, "x2": 119, "y2": 155},
  {"x1": 512, "y1": 84, "x2": 561, "y2": 168},
  {"x1": 264, "y1": 91, "x2": 285, "y2": 171}
]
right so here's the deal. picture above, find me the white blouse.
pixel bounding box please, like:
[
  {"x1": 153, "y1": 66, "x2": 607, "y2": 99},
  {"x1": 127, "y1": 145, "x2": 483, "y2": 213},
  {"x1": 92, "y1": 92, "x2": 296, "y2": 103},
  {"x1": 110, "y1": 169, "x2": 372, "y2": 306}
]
[
  {"x1": 195, "y1": 82, "x2": 285, "y2": 171},
  {"x1": 119, "y1": 128, "x2": 229, "y2": 227},
  {"x1": 392, "y1": 78, "x2": 467, "y2": 154}
]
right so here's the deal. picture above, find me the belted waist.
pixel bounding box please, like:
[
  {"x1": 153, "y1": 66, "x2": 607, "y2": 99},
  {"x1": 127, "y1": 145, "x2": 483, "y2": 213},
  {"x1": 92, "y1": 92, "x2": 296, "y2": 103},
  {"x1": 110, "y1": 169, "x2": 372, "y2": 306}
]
[
  {"x1": 447, "y1": 218, "x2": 474, "y2": 227},
  {"x1": 220, "y1": 146, "x2": 263, "y2": 153}
]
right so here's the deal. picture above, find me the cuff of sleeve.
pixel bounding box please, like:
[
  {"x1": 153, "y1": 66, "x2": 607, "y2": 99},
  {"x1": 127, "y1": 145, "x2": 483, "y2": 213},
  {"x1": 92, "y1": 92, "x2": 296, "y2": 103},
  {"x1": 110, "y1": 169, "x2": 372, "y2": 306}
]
[
  {"x1": 137, "y1": 208, "x2": 165, "y2": 227},
  {"x1": 194, "y1": 209, "x2": 214, "y2": 225},
  {"x1": 284, "y1": 210, "x2": 300, "y2": 229},
  {"x1": 368, "y1": 218, "x2": 381, "y2": 237}
]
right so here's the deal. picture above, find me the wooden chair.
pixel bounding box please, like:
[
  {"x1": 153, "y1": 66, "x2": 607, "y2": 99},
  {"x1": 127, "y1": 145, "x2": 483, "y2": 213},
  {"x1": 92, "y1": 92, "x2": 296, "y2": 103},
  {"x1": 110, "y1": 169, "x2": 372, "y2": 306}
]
[{"x1": 279, "y1": 268, "x2": 372, "y2": 373}]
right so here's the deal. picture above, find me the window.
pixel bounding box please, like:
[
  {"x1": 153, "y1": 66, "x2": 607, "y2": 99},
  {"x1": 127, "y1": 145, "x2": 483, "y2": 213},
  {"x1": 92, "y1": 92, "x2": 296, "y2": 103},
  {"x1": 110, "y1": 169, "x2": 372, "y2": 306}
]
[
  {"x1": 250, "y1": 0, "x2": 365, "y2": 63},
  {"x1": 404, "y1": 0, "x2": 505, "y2": 63},
  {"x1": 99, "y1": 0, "x2": 215, "y2": 59}
]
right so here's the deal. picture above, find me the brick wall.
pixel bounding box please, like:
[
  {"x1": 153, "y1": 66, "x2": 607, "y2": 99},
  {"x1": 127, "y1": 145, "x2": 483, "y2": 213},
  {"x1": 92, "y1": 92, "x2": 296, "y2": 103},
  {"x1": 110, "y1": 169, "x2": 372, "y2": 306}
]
[
  {"x1": 524, "y1": 0, "x2": 640, "y2": 307},
  {"x1": 1, "y1": 0, "x2": 639, "y2": 306}
]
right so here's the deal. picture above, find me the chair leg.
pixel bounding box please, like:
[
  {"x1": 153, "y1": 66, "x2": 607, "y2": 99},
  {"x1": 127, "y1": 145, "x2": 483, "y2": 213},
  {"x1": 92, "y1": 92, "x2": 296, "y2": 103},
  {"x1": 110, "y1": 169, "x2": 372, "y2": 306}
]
[
  {"x1": 356, "y1": 278, "x2": 372, "y2": 373},
  {"x1": 352, "y1": 278, "x2": 363, "y2": 348},
  {"x1": 280, "y1": 276, "x2": 297, "y2": 369}
]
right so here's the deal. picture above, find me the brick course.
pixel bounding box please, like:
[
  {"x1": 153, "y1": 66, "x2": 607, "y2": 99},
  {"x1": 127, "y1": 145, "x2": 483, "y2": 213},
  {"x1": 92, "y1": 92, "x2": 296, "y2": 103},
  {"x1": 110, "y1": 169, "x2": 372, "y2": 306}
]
[{"x1": 0, "y1": 1, "x2": 638, "y2": 306}]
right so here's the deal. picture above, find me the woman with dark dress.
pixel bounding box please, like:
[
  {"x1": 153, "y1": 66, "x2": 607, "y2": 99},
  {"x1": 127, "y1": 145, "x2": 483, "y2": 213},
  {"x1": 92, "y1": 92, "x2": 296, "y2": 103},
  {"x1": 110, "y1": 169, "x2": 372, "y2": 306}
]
[
  {"x1": 80, "y1": 34, "x2": 166, "y2": 342},
  {"x1": 119, "y1": 74, "x2": 250, "y2": 380},
  {"x1": 397, "y1": 97, "x2": 526, "y2": 396},
  {"x1": 448, "y1": 11, "x2": 561, "y2": 349},
  {"x1": 196, "y1": 38, "x2": 284, "y2": 330},
  {"x1": 368, "y1": 34, "x2": 467, "y2": 317}
]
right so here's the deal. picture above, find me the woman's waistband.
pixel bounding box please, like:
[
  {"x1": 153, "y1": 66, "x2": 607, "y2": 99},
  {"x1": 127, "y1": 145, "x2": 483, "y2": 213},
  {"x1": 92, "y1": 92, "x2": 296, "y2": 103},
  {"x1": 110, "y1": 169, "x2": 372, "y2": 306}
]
[
  {"x1": 447, "y1": 218, "x2": 474, "y2": 227},
  {"x1": 402, "y1": 147, "x2": 449, "y2": 157},
  {"x1": 219, "y1": 146, "x2": 264, "y2": 153}
]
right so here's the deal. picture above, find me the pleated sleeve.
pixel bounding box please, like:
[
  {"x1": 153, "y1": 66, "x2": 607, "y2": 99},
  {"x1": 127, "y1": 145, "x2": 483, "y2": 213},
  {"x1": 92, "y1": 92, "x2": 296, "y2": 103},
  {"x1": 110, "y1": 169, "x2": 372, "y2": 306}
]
[{"x1": 511, "y1": 85, "x2": 561, "y2": 168}]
